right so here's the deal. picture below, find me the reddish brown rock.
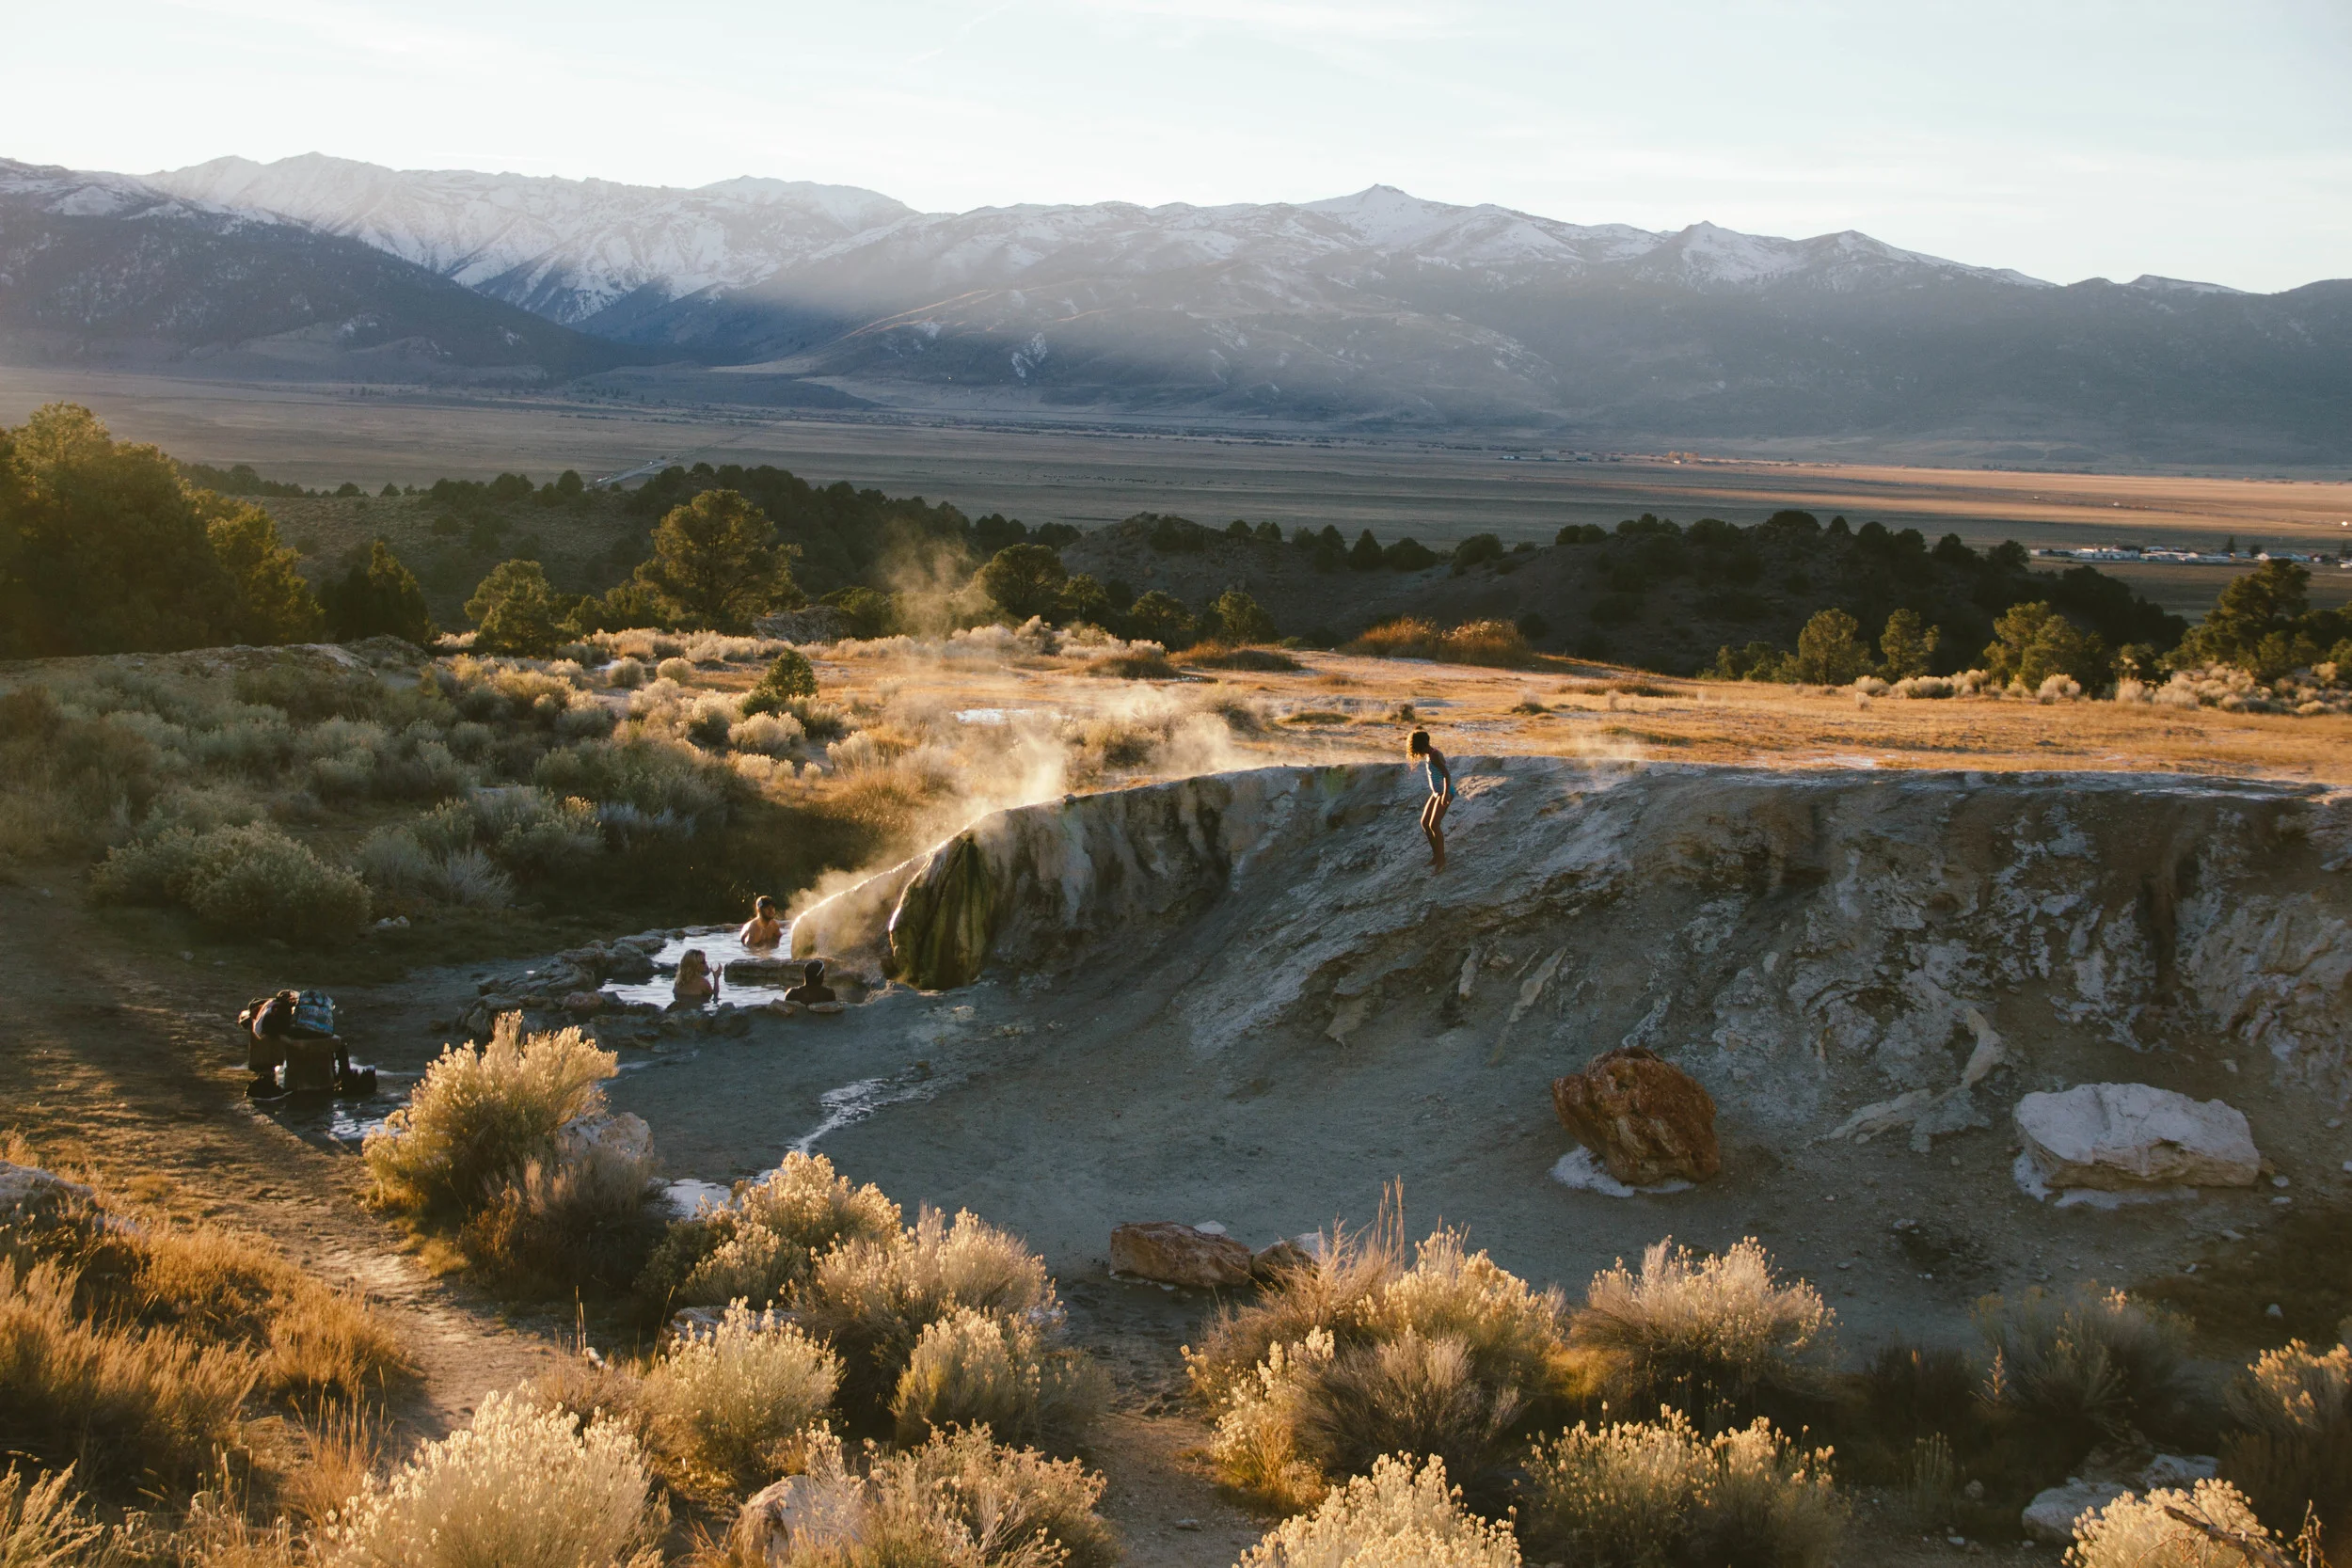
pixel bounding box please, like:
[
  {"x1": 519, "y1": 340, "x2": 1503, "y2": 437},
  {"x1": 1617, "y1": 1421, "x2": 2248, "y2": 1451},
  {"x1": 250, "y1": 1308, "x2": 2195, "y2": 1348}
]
[
  {"x1": 1110, "y1": 1222, "x2": 1255, "y2": 1288},
  {"x1": 1551, "y1": 1046, "x2": 1721, "y2": 1186}
]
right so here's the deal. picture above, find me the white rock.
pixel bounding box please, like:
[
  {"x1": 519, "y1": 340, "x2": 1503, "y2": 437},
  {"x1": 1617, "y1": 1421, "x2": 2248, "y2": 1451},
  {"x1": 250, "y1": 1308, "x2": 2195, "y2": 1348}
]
[
  {"x1": 0, "y1": 1163, "x2": 98, "y2": 1230},
  {"x1": 732, "y1": 1471, "x2": 864, "y2": 1565},
  {"x1": 2022, "y1": 1480, "x2": 2135, "y2": 1544},
  {"x1": 2137, "y1": 1454, "x2": 2217, "y2": 1491},
  {"x1": 2015, "y1": 1084, "x2": 2260, "y2": 1191},
  {"x1": 556, "y1": 1112, "x2": 653, "y2": 1167}
]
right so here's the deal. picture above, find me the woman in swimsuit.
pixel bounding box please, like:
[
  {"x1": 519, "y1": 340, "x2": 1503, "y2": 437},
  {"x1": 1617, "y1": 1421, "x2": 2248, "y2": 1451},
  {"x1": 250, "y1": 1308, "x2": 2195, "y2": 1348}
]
[{"x1": 1407, "y1": 728, "x2": 1453, "y2": 871}]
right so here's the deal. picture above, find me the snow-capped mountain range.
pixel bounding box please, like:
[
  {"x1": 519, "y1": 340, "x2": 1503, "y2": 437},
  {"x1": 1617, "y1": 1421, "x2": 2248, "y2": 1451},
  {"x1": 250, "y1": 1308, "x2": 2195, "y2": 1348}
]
[
  {"x1": 6, "y1": 152, "x2": 2346, "y2": 458},
  {"x1": 145, "y1": 152, "x2": 2067, "y2": 336}
]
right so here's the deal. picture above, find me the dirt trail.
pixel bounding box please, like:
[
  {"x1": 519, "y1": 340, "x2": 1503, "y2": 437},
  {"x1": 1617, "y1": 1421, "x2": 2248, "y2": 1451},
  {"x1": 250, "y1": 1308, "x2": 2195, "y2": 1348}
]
[{"x1": 0, "y1": 878, "x2": 557, "y2": 1442}]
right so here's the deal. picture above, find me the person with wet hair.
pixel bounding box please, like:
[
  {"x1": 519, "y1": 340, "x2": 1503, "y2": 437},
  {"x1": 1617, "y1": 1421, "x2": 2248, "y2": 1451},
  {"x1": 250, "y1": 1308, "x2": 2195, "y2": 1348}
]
[
  {"x1": 1407, "y1": 728, "x2": 1454, "y2": 872},
  {"x1": 739, "y1": 895, "x2": 784, "y2": 949},
  {"x1": 782, "y1": 959, "x2": 836, "y2": 1006},
  {"x1": 673, "y1": 948, "x2": 719, "y2": 1006}
]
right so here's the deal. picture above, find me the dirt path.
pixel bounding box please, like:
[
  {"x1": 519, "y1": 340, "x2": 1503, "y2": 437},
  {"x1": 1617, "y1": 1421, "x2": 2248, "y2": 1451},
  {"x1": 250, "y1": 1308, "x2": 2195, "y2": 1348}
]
[{"x1": 0, "y1": 875, "x2": 559, "y2": 1443}]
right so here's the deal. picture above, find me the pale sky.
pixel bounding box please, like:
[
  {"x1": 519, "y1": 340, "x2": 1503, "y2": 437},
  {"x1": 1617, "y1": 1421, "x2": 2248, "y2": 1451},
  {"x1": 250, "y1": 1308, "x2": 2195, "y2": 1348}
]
[{"x1": 8, "y1": 0, "x2": 2348, "y2": 293}]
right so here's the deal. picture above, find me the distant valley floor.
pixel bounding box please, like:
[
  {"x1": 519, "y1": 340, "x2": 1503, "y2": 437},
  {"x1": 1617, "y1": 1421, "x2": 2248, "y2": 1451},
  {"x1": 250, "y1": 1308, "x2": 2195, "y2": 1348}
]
[{"x1": 7, "y1": 365, "x2": 2352, "y2": 617}]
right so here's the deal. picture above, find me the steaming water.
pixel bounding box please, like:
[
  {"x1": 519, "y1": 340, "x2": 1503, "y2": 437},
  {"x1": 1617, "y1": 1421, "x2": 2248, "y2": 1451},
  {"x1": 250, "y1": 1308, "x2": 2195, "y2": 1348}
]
[{"x1": 599, "y1": 922, "x2": 799, "y2": 1008}]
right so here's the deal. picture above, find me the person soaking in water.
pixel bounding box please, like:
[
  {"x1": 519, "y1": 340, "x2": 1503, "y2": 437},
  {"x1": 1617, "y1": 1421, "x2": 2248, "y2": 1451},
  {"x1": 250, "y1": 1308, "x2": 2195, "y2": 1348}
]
[
  {"x1": 673, "y1": 949, "x2": 719, "y2": 1006},
  {"x1": 739, "y1": 895, "x2": 784, "y2": 949},
  {"x1": 1408, "y1": 728, "x2": 1454, "y2": 871}
]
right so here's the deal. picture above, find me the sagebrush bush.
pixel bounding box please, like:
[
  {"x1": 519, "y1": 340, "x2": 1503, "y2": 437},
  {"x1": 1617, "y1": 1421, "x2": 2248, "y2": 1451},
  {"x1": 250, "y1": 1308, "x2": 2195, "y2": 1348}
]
[
  {"x1": 794, "y1": 1207, "x2": 1060, "y2": 1427},
  {"x1": 90, "y1": 821, "x2": 370, "y2": 942},
  {"x1": 606, "y1": 655, "x2": 647, "y2": 689},
  {"x1": 638, "y1": 1152, "x2": 901, "y2": 1314},
  {"x1": 889, "y1": 1306, "x2": 1109, "y2": 1450},
  {"x1": 644, "y1": 1303, "x2": 839, "y2": 1491},
  {"x1": 459, "y1": 1145, "x2": 664, "y2": 1296},
  {"x1": 1439, "y1": 620, "x2": 1535, "y2": 666},
  {"x1": 2218, "y1": 1338, "x2": 2352, "y2": 1544},
  {"x1": 1238, "y1": 1453, "x2": 1519, "y2": 1568},
  {"x1": 739, "y1": 1427, "x2": 1115, "y2": 1568},
  {"x1": 1345, "y1": 618, "x2": 1443, "y2": 659},
  {"x1": 1975, "y1": 1285, "x2": 2189, "y2": 1444},
  {"x1": 1192, "y1": 1226, "x2": 1573, "y2": 1508},
  {"x1": 0, "y1": 1259, "x2": 257, "y2": 1497},
  {"x1": 1570, "y1": 1238, "x2": 1836, "y2": 1423},
  {"x1": 655, "y1": 657, "x2": 696, "y2": 685},
  {"x1": 324, "y1": 1389, "x2": 665, "y2": 1568},
  {"x1": 363, "y1": 1014, "x2": 617, "y2": 1219},
  {"x1": 1518, "y1": 1409, "x2": 1845, "y2": 1567},
  {"x1": 2067, "y1": 1480, "x2": 2287, "y2": 1568}
]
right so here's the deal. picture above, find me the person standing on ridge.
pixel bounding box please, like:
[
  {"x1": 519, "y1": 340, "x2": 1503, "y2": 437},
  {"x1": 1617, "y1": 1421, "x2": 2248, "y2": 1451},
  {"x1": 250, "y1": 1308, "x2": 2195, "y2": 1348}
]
[{"x1": 1408, "y1": 728, "x2": 1454, "y2": 871}]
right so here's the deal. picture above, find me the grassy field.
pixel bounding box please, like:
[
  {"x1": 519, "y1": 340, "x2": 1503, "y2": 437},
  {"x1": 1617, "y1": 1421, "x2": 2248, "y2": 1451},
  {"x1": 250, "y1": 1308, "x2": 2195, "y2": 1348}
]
[{"x1": 6, "y1": 366, "x2": 2351, "y2": 616}]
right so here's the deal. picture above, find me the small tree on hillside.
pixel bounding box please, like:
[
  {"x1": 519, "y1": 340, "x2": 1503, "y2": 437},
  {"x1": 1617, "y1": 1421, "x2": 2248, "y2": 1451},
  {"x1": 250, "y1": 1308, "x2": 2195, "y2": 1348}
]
[
  {"x1": 1878, "y1": 609, "x2": 1939, "y2": 680},
  {"x1": 466, "y1": 559, "x2": 565, "y2": 656},
  {"x1": 976, "y1": 543, "x2": 1069, "y2": 622},
  {"x1": 740, "y1": 648, "x2": 818, "y2": 716},
  {"x1": 1348, "y1": 530, "x2": 1384, "y2": 572},
  {"x1": 1208, "y1": 589, "x2": 1278, "y2": 644},
  {"x1": 1792, "y1": 609, "x2": 1869, "y2": 684},
  {"x1": 1125, "y1": 591, "x2": 1195, "y2": 649},
  {"x1": 1057, "y1": 573, "x2": 1112, "y2": 627},
  {"x1": 325, "y1": 539, "x2": 435, "y2": 644},
  {"x1": 2169, "y1": 559, "x2": 2313, "y2": 677},
  {"x1": 1984, "y1": 602, "x2": 2109, "y2": 690},
  {"x1": 202, "y1": 498, "x2": 324, "y2": 645},
  {"x1": 634, "y1": 488, "x2": 800, "y2": 632}
]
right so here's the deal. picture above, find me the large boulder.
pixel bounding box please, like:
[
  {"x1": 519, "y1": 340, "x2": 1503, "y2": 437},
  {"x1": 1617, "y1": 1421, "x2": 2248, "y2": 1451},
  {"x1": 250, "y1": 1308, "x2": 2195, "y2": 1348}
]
[
  {"x1": 556, "y1": 1112, "x2": 654, "y2": 1168},
  {"x1": 1110, "y1": 1222, "x2": 1255, "y2": 1288},
  {"x1": 2021, "y1": 1480, "x2": 2135, "y2": 1544},
  {"x1": 2014, "y1": 1084, "x2": 2260, "y2": 1191},
  {"x1": 1551, "y1": 1047, "x2": 1721, "y2": 1187}
]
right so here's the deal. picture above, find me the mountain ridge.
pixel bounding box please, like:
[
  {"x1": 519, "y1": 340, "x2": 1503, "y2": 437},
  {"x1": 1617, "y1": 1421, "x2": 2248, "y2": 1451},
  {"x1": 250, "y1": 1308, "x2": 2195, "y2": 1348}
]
[{"x1": 12, "y1": 153, "x2": 2351, "y2": 459}]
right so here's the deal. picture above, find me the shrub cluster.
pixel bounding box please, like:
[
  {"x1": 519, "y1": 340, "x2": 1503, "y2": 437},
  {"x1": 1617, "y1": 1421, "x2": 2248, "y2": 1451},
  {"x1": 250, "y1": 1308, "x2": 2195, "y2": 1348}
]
[
  {"x1": 324, "y1": 1390, "x2": 667, "y2": 1568},
  {"x1": 1189, "y1": 1226, "x2": 1575, "y2": 1509},
  {"x1": 1238, "y1": 1453, "x2": 1519, "y2": 1568},
  {"x1": 1345, "y1": 618, "x2": 1535, "y2": 667},
  {"x1": 644, "y1": 1303, "x2": 840, "y2": 1490},
  {"x1": 1571, "y1": 1237, "x2": 1837, "y2": 1425},
  {"x1": 1517, "y1": 1409, "x2": 1845, "y2": 1567},
  {"x1": 364, "y1": 1015, "x2": 662, "y2": 1291}
]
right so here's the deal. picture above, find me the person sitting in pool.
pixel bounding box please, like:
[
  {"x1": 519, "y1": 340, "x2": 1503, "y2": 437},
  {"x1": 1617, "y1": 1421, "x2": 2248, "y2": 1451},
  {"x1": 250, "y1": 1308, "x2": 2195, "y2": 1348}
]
[
  {"x1": 673, "y1": 949, "x2": 719, "y2": 1006},
  {"x1": 782, "y1": 959, "x2": 836, "y2": 1006},
  {"x1": 739, "y1": 895, "x2": 784, "y2": 949}
]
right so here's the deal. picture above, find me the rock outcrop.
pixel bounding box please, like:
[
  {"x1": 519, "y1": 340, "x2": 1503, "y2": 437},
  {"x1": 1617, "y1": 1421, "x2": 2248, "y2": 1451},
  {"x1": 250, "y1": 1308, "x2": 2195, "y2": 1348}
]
[
  {"x1": 1551, "y1": 1047, "x2": 1721, "y2": 1186},
  {"x1": 557, "y1": 1112, "x2": 654, "y2": 1169},
  {"x1": 0, "y1": 1163, "x2": 98, "y2": 1233},
  {"x1": 1110, "y1": 1222, "x2": 1255, "y2": 1288},
  {"x1": 2014, "y1": 1084, "x2": 2260, "y2": 1191},
  {"x1": 788, "y1": 763, "x2": 2352, "y2": 1131}
]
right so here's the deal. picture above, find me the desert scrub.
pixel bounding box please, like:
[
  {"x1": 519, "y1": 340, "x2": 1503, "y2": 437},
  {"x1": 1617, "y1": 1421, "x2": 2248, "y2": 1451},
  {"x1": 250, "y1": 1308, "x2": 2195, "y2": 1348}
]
[
  {"x1": 1237, "y1": 1454, "x2": 1519, "y2": 1568},
  {"x1": 644, "y1": 1303, "x2": 839, "y2": 1492},
  {"x1": 0, "y1": 1259, "x2": 258, "y2": 1497},
  {"x1": 1517, "y1": 1409, "x2": 1845, "y2": 1567},
  {"x1": 889, "y1": 1306, "x2": 1110, "y2": 1449},
  {"x1": 1975, "y1": 1284, "x2": 2189, "y2": 1447},
  {"x1": 729, "y1": 1426, "x2": 1116, "y2": 1568},
  {"x1": 2067, "y1": 1479, "x2": 2297, "y2": 1568},
  {"x1": 1191, "y1": 1227, "x2": 1574, "y2": 1509},
  {"x1": 458, "y1": 1140, "x2": 664, "y2": 1296},
  {"x1": 363, "y1": 1014, "x2": 619, "y2": 1219},
  {"x1": 0, "y1": 1464, "x2": 105, "y2": 1564},
  {"x1": 2217, "y1": 1338, "x2": 2351, "y2": 1544},
  {"x1": 90, "y1": 821, "x2": 371, "y2": 943},
  {"x1": 324, "y1": 1389, "x2": 666, "y2": 1568},
  {"x1": 639, "y1": 1152, "x2": 902, "y2": 1315},
  {"x1": 794, "y1": 1207, "x2": 1073, "y2": 1432},
  {"x1": 1570, "y1": 1238, "x2": 1836, "y2": 1425}
]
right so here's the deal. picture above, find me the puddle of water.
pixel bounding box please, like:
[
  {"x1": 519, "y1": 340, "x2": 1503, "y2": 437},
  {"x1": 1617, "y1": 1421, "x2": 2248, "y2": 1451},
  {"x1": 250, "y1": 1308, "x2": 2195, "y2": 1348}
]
[
  {"x1": 601, "y1": 923, "x2": 799, "y2": 1008},
  {"x1": 954, "y1": 707, "x2": 1009, "y2": 724},
  {"x1": 663, "y1": 1178, "x2": 732, "y2": 1217}
]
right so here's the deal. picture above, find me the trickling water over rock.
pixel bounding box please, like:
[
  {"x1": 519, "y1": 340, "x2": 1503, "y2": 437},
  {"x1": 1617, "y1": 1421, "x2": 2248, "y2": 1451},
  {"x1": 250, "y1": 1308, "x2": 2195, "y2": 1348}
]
[{"x1": 791, "y1": 761, "x2": 2352, "y2": 1125}]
